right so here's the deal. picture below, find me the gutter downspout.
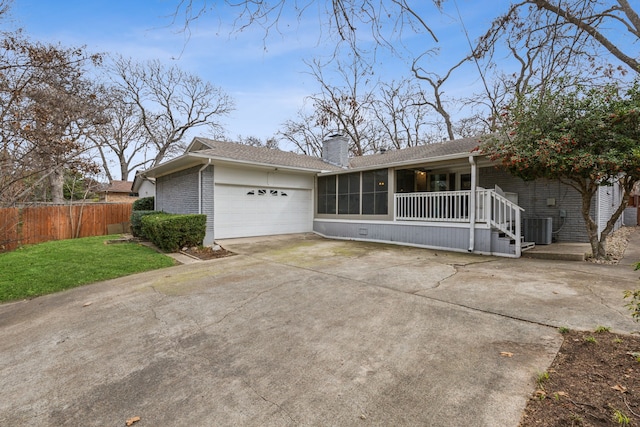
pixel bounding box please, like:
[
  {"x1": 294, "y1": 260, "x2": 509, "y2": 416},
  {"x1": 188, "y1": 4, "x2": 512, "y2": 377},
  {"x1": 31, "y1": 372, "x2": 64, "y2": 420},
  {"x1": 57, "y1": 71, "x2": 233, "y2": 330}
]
[
  {"x1": 198, "y1": 159, "x2": 211, "y2": 214},
  {"x1": 468, "y1": 155, "x2": 477, "y2": 252}
]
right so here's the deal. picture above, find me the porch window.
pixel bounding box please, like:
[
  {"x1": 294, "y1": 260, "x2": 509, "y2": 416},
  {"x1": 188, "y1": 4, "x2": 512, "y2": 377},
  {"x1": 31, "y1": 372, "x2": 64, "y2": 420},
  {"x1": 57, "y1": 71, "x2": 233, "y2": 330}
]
[
  {"x1": 460, "y1": 173, "x2": 472, "y2": 191},
  {"x1": 317, "y1": 175, "x2": 337, "y2": 214},
  {"x1": 362, "y1": 169, "x2": 388, "y2": 214},
  {"x1": 338, "y1": 173, "x2": 360, "y2": 214},
  {"x1": 318, "y1": 169, "x2": 389, "y2": 216},
  {"x1": 396, "y1": 169, "x2": 427, "y2": 193}
]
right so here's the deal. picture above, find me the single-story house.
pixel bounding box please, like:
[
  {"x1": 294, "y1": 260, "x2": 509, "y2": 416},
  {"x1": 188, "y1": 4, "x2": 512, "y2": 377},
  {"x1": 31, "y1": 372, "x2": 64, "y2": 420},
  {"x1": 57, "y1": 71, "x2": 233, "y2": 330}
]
[
  {"x1": 131, "y1": 173, "x2": 156, "y2": 199},
  {"x1": 98, "y1": 180, "x2": 137, "y2": 203},
  {"x1": 140, "y1": 135, "x2": 625, "y2": 258}
]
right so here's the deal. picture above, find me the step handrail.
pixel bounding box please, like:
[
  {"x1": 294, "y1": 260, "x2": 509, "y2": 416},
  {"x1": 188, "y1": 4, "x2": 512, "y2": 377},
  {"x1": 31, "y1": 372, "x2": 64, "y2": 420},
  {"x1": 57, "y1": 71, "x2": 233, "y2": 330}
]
[{"x1": 486, "y1": 190, "x2": 524, "y2": 255}]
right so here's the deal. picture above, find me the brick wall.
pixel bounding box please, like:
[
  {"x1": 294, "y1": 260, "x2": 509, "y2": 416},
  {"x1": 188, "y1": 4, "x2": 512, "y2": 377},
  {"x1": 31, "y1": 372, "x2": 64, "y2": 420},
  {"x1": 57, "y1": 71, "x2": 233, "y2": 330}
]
[
  {"x1": 479, "y1": 167, "x2": 590, "y2": 242},
  {"x1": 156, "y1": 166, "x2": 200, "y2": 214}
]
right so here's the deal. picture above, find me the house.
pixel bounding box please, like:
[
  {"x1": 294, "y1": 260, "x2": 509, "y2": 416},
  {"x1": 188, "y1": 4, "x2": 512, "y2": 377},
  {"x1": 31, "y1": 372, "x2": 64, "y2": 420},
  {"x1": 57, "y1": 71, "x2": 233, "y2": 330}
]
[
  {"x1": 140, "y1": 136, "x2": 625, "y2": 258},
  {"x1": 131, "y1": 173, "x2": 156, "y2": 199},
  {"x1": 99, "y1": 180, "x2": 137, "y2": 203}
]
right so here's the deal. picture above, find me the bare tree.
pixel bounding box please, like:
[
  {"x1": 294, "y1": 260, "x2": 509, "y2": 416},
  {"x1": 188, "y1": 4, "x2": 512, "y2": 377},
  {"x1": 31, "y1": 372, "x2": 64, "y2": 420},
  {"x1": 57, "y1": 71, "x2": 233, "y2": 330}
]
[
  {"x1": 277, "y1": 109, "x2": 325, "y2": 156},
  {"x1": 411, "y1": 54, "x2": 472, "y2": 141},
  {"x1": 171, "y1": 1, "x2": 640, "y2": 132},
  {"x1": 372, "y1": 79, "x2": 437, "y2": 148},
  {"x1": 237, "y1": 135, "x2": 279, "y2": 149},
  {"x1": 307, "y1": 57, "x2": 379, "y2": 155},
  {"x1": 0, "y1": 35, "x2": 103, "y2": 206},
  {"x1": 171, "y1": 0, "x2": 440, "y2": 60},
  {"x1": 108, "y1": 56, "x2": 235, "y2": 169},
  {"x1": 526, "y1": 0, "x2": 639, "y2": 73},
  {"x1": 89, "y1": 87, "x2": 150, "y2": 181}
]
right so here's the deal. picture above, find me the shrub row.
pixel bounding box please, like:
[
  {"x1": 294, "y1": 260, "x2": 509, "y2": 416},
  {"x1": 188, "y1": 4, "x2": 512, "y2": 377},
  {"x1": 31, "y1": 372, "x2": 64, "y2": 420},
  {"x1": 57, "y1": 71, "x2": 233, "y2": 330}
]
[
  {"x1": 132, "y1": 196, "x2": 154, "y2": 211},
  {"x1": 141, "y1": 213, "x2": 206, "y2": 252},
  {"x1": 130, "y1": 210, "x2": 161, "y2": 238}
]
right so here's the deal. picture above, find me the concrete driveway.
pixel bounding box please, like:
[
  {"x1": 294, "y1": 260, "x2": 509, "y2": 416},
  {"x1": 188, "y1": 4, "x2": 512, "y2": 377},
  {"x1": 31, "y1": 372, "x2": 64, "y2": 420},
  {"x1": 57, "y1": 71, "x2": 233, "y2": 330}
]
[{"x1": 1, "y1": 234, "x2": 638, "y2": 426}]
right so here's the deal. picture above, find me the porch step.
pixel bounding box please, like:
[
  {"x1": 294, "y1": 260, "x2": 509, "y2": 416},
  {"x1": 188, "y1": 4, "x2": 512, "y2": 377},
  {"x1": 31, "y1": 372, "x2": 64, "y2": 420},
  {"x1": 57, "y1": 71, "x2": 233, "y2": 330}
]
[
  {"x1": 497, "y1": 231, "x2": 535, "y2": 251},
  {"x1": 521, "y1": 241, "x2": 536, "y2": 251}
]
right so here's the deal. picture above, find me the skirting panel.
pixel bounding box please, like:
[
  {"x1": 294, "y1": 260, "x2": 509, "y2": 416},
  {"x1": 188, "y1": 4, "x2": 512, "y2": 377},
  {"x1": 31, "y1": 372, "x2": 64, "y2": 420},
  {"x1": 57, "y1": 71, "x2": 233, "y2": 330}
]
[{"x1": 313, "y1": 220, "x2": 516, "y2": 257}]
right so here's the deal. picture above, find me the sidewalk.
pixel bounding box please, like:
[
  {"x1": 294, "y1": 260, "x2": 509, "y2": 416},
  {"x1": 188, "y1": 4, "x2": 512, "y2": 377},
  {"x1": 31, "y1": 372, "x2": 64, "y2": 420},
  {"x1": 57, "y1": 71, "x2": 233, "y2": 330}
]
[{"x1": 523, "y1": 226, "x2": 640, "y2": 262}]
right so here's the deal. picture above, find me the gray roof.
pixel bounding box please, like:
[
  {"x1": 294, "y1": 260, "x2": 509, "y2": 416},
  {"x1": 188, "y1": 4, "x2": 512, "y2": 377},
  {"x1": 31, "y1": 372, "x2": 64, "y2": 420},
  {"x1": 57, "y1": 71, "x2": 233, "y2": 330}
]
[
  {"x1": 192, "y1": 138, "x2": 343, "y2": 172},
  {"x1": 349, "y1": 137, "x2": 482, "y2": 169},
  {"x1": 140, "y1": 136, "x2": 485, "y2": 178}
]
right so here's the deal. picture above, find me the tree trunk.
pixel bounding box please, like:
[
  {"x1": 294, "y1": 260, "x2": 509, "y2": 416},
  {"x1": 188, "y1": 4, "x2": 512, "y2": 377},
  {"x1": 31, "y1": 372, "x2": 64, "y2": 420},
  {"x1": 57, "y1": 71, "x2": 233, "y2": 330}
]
[
  {"x1": 49, "y1": 168, "x2": 65, "y2": 204},
  {"x1": 578, "y1": 183, "x2": 601, "y2": 259},
  {"x1": 120, "y1": 155, "x2": 129, "y2": 181},
  {"x1": 595, "y1": 178, "x2": 636, "y2": 259}
]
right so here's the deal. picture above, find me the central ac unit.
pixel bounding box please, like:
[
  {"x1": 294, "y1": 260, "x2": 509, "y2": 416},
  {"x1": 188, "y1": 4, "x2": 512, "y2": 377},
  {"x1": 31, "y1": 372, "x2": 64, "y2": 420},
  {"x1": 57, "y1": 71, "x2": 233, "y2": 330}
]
[{"x1": 523, "y1": 217, "x2": 553, "y2": 245}]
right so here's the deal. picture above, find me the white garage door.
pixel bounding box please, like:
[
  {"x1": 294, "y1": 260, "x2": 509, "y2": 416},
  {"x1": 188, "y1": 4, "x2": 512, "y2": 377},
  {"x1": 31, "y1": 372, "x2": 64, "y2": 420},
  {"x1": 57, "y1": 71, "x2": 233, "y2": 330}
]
[{"x1": 214, "y1": 184, "x2": 313, "y2": 238}]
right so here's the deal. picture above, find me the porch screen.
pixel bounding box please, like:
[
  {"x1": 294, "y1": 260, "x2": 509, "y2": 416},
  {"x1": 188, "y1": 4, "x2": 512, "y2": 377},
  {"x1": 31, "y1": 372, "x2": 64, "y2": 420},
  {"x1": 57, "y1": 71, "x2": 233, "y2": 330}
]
[
  {"x1": 338, "y1": 173, "x2": 360, "y2": 214},
  {"x1": 317, "y1": 175, "x2": 337, "y2": 214},
  {"x1": 362, "y1": 169, "x2": 388, "y2": 214}
]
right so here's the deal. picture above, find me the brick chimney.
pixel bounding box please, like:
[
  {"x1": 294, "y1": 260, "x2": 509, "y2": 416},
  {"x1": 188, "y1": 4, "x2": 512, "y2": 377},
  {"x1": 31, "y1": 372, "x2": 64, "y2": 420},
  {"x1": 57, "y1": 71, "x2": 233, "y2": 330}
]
[{"x1": 321, "y1": 134, "x2": 350, "y2": 168}]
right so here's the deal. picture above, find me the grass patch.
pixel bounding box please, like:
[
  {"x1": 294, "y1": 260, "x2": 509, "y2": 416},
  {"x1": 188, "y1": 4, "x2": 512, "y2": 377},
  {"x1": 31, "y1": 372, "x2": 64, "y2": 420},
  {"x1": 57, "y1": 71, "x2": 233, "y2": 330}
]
[{"x1": 0, "y1": 235, "x2": 176, "y2": 302}]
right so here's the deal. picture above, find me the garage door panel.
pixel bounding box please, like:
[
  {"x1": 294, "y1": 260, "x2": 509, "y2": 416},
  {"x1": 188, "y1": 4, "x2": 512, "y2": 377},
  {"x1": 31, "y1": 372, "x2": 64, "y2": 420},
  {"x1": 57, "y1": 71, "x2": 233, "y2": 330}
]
[{"x1": 215, "y1": 184, "x2": 313, "y2": 238}]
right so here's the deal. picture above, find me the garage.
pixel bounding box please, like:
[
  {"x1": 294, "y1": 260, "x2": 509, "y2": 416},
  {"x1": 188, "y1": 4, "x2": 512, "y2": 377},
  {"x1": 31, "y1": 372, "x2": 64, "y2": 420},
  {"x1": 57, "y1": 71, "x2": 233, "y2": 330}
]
[{"x1": 214, "y1": 184, "x2": 313, "y2": 239}]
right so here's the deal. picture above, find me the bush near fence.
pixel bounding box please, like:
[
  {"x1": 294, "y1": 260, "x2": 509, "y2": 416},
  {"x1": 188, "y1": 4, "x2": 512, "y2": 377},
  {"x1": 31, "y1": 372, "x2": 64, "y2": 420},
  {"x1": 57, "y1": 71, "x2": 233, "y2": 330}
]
[{"x1": 0, "y1": 203, "x2": 133, "y2": 252}]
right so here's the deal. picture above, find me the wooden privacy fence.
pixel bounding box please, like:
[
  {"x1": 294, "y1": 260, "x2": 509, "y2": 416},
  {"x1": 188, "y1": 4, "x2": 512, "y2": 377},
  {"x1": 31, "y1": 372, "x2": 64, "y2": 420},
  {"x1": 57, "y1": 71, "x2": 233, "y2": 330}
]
[{"x1": 0, "y1": 203, "x2": 133, "y2": 252}]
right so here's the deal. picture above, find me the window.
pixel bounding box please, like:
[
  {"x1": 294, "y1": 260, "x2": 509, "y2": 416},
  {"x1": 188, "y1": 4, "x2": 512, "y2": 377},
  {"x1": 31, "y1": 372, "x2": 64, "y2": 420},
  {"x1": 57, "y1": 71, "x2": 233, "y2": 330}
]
[
  {"x1": 460, "y1": 173, "x2": 471, "y2": 191},
  {"x1": 396, "y1": 169, "x2": 415, "y2": 193},
  {"x1": 317, "y1": 175, "x2": 337, "y2": 214},
  {"x1": 338, "y1": 173, "x2": 360, "y2": 214},
  {"x1": 362, "y1": 169, "x2": 388, "y2": 215}
]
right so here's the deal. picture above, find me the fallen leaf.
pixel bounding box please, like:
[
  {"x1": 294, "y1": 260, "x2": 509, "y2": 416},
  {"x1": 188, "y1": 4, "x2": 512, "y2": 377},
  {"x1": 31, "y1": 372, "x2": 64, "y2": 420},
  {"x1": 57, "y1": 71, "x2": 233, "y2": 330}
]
[
  {"x1": 500, "y1": 351, "x2": 514, "y2": 357},
  {"x1": 126, "y1": 416, "x2": 141, "y2": 426},
  {"x1": 535, "y1": 390, "x2": 546, "y2": 397},
  {"x1": 82, "y1": 302, "x2": 92, "y2": 307},
  {"x1": 611, "y1": 384, "x2": 627, "y2": 393},
  {"x1": 556, "y1": 391, "x2": 569, "y2": 397}
]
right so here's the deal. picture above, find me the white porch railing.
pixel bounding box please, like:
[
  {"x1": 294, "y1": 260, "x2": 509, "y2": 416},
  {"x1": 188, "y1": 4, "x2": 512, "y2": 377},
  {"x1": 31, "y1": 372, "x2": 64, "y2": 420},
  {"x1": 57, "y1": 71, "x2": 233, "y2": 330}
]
[
  {"x1": 394, "y1": 189, "x2": 523, "y2": 245},
  {"x1": 395, "y1": 190, "x2": 475, "y2": 222}
]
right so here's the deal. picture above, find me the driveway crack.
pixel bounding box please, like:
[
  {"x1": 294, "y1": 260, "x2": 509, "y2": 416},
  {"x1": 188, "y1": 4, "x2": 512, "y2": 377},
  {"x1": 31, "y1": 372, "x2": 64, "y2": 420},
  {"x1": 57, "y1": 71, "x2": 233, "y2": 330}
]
[
  {"x1": 246, "y1": 382, "x2": 296, "y2": 423},
  {"x1": 213, "y1": 282, "x2": 288, "y2": 325}
]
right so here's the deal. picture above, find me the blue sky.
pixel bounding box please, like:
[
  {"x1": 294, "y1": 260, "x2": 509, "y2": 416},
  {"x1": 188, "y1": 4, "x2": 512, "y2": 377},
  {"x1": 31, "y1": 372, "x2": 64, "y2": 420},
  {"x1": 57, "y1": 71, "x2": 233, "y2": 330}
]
[{"x1": 6, "y1": 1, "x2": 527, "y2": 143}]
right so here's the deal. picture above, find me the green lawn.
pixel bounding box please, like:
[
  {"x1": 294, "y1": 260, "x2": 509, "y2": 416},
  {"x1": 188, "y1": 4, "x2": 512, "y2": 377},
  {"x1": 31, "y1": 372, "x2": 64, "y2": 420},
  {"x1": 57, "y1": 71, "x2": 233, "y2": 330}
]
[{"x1": 0, "y1": 235, "x2": 176, "y2": 302}]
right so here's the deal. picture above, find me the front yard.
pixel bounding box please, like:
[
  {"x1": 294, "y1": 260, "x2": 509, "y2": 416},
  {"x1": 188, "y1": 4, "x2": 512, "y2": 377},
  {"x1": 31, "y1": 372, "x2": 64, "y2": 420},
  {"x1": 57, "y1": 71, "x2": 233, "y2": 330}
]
[{"x1": 0, "y1": 235, "x2": 176, "y2": 302}]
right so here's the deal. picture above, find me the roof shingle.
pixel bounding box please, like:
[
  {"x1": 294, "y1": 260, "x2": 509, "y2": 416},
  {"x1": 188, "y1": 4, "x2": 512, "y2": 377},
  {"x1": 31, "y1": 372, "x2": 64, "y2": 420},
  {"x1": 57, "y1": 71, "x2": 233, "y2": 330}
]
[
  {"x1": 193, "y1": 138, "x2": 343, "y2": 171},
  {"x1": 189, "y1": 136, "x2": 483, "y2": 172}
]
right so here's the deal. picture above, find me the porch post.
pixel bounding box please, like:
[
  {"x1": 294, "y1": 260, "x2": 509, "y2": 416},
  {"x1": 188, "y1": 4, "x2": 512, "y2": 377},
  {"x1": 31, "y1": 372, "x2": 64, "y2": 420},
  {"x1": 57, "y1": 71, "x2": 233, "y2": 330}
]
[{"x1": 468, "y1": 155, "x2": 477, "y2": 252}]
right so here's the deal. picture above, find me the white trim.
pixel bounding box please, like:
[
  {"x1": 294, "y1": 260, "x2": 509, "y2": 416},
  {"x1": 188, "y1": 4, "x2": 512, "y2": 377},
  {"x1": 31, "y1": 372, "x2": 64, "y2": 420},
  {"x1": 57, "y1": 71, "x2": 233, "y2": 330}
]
[
  {"x1": 190, "y1": 152, "x2": 332, "y2": 174},
  {"x1": 312, "y1": 231, "x2": 518, "y2": 258},
  {"x1": 313, "y1": 218, "x2": 491, "y2": 229},
  {"x1": 317, "y1": 152, "x2": 485, "y2": 176},
  {"x1": 468, "y1": 155, "x2": 477, "y2": 252},
  {"x1": 197, "y1": 159, "x2": 211, "y2": 214}
]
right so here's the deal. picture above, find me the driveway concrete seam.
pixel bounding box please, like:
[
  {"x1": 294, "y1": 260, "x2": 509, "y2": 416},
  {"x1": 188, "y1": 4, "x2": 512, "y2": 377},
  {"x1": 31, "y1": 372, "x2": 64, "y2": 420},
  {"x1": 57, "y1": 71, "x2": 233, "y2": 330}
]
[
  {"x1": 414, "y1": 294, "x2": 561, "y2": 331},
  {"x1": 583, "y1": 283, "x2": 634, "y2": 324}
]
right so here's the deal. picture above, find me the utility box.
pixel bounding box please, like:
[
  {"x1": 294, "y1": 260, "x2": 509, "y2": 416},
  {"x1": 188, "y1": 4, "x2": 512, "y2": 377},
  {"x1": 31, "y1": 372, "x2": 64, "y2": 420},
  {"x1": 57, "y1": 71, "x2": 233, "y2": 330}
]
[{"x1": 523, "y1": 217, "x2": 553, "y2": 245}]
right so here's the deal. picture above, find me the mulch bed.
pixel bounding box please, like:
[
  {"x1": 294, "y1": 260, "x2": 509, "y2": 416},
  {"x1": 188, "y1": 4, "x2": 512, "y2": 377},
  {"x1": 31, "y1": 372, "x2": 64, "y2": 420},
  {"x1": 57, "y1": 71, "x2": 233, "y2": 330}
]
[
  {"x1": 180, "y1": 245, "x2": 235, "y2": 260},
  {"x1": 520, "y1": 330, "x2": 640, "y2": 426}
]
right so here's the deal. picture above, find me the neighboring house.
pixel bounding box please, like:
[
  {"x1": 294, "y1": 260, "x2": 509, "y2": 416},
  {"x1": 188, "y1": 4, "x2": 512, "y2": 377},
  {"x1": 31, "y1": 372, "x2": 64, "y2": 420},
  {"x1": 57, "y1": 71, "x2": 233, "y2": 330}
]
[
  {"x1": 99, "y1": 180, "x2": 137, "y2": 203},
  {"x1": 131, "y1": 173, "x2": 156, "y2": 199},
  {"x1": 141, "y1": 136, "x2": 625, "y2": 258}
]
